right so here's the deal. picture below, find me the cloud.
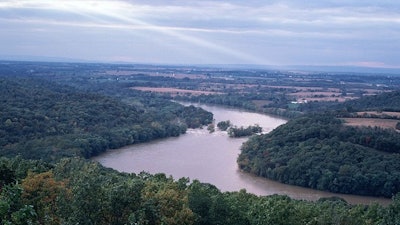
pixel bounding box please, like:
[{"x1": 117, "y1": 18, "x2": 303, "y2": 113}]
[{"x1": 0, "y1": 0, "x2": 399, "y2": 67}]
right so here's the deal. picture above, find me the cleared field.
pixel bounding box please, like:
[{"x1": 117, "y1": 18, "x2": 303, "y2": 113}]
[
  {"x1": 266, "y1": 86, "x2": 341, "y2": 92},
  {"x1": 288, "y1": 91, "x2": 355, "y2": 102},
  {"x1": 356, "y1": 111, "x2": 400, "y2": 118},
  {"x1": 146, "y1": 72, "x2": 208, "y2": 79},
  {"x1": 279, "y1": 87, "x2": 360, "y2": 102},
  {"x1": 105, "y1": 70, "x2": 208, "y2": 79},
  {"x1": 343, "y1": 118, "x2": 399, "y2": 130},
  {"x1": 297, "y1": 96, "x2": 357, "y2": 102},
  {"x1": 131, "y1": 87, "x2": 221, "y2": 96},
  {"x1": 105, "y1": 70, "x2": 135, "y2": 75}
]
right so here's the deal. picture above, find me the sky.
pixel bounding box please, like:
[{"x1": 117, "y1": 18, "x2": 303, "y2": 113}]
[{"x1": 0, "y1": 0, "x2": 400, "y2": 68}]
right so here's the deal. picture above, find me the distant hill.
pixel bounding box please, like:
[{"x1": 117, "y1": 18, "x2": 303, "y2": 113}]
[
  {"x1": 281, "y1": 65, "x2": 400, "y2": 75},
  {"x1": 0, "y1": 55, "x2": 89, "y2": 63},
  {"x1": 2, "y1": 56, "x2": 400, "y2": 74}
]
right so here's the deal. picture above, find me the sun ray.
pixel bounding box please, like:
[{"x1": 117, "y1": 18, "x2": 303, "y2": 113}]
[{"x1": 3, "y1": 0, "x2": 272, "y2": 65}]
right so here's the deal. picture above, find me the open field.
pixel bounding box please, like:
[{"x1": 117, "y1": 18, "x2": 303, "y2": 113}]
[
  {"x1": 266, "y1": 86, "x2": 341, "y2": 92},
  {"x1": 90, "y1": 64, "x2": 400, "y2": 105},
  {"x1": 299, "y1": 96, "x2": 357, "y2": 102},
  {"x1": 131, "y1": 87, "x2": 221, "y2": 96},
  {"x1": 105, "y1": 70, "x2": 208, "y2": 79},
  {"x1": 343, "y1": 118, "x2": 400, "y2": 130},
  {"x1": 288, "y1": 91, "x2": 356, "y2": 102},
  {"x1": 356, "y1": 111, "x2": 400, "y2": 118}
]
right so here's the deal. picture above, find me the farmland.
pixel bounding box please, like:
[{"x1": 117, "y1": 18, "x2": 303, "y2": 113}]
[
  {"x1": 131, "y1": 87, "x2": 221, "y2": 96},
  {"x1": 343, "y1": 118, "x2": 399, "y2": 130}
]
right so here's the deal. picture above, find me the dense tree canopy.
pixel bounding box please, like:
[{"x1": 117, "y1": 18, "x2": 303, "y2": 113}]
[
  {"x1": 238, "y1": 114, "x2": 400, "y2": 197},
  {"x1": 342, "y1": 91, "x2": 400, "y2": 112},
  {"x1": 1, "y1": 157, "x2": 400, "y2": 225},
  {"x1": 0, "y1": 77, "x2": 212, "y2": 161},
  {"x1": 228, "y1": 124, "x2": 262, "y2": 138}
]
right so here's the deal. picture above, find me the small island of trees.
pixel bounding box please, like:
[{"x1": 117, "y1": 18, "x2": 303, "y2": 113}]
[
  {"x1": 216, "y1": 120, "x2": 262, "y2": 137},
  {"x1": 228, "y1": 125, "x2": 262, "y2": 138}
]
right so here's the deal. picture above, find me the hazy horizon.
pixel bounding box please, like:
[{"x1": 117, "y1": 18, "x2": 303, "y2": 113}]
[{"x1": 1, "y1": 1, "x2": 399, "y2": 69}]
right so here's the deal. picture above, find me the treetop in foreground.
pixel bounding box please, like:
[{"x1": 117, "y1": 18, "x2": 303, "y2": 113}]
[{"x1": 1, "y1": 157, "x2": 400, "y2": 225}]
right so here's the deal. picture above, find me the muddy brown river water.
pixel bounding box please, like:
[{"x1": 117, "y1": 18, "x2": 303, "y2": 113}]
[{"x1": 94, "y1": 103, "x2": 392, "y2": 205}]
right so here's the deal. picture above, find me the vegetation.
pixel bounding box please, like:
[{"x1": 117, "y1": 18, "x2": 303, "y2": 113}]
[
  {"x1": 238, "y1": 113, "x2": 400, "y2": 197},
  {"x1": 207, "y1": 124, "x2": 215, "y2": 133},
  {"x1": 341, "y1": 91, "x2": 400, "y2": 112},
  {"x1": 0, "y1": 77, "x2": 212, "y2": 161},
  {"x1": 1, "y1": 157, "x2": 400, "y2": 225},
  {"x1": 217, "y1": 120, "x2": 231, "y2": 131},
  {"x1": 1, "y1": 61, "x2": 400, "y2": 224},
  {"x1": 216, "y1": 120, "x2": 262, "y2": 137},
  {"x1": 228, "y1": 125, "x2": 262, "y2": 138}
]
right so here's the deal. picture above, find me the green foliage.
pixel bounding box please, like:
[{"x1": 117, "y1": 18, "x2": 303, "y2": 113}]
[
  {"x1": 382, "y1": 194, "x2": 400, "y2": 225},
  {"x1": 216, "y1": 120, "x2": 231, "y2": 131},
  {"x1": 0, "y1": 163, "x2": 15, "y2": 191},
  {"x1": 181, "y1": 105, "x2": 213, "y2": 128},
  {"x1": 238, "y1": 114, "x2": 400, "y2": 197},
  {"x1": 342, "y1": 91, "x2": 400, "y2": 112},
  {"x1": 248, "y1": 195, "x2": 298, "y2": 225},
  {"x1": 0, "y1": 184, "x2": 39, "y2": 225},
  {"x1": 176, "y1": 94, "x2": 257, "y2": 111},
  {"x1": 188, "y1": 181, "x2": 219, "y2": 225},
  {"x1": 214, "y1": 118, "x2": 265, "y2": 138},
  {"x1": 0, "y1": 157, "x2": 398, "y2": 225},
  {"x1": 228, "y1": 124, "x2": 262, "y2": 137},
  {"x1": 0, "y1": 77, "x2": 212, "y2": 161}
]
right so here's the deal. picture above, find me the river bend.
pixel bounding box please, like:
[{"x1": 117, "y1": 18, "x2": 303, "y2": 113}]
[{"x1": 94, "y1": 103, "x2": 391, "y2": 205}]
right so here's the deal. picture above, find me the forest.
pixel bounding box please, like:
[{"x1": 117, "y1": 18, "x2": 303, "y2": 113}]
[
  {"x1": 1, "y1": 61, "x2": 400, "y2": 224},
  {"x1": 1, "y1": 156, "x2": 400, "y2": 225},
  {"x1": 0, "y1": 76, "x2": 212, "y2": 161},
  {"x1": 236, "y1": 91, "x2": 400, "y2": 198},
  {"x1": 238, "y1": 113, "x2": 400, "y2": 197}
]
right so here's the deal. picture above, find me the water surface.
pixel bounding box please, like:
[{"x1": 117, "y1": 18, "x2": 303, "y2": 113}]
[{"x1": 94, "y1": 104, "x2": 391, "y2": 205}]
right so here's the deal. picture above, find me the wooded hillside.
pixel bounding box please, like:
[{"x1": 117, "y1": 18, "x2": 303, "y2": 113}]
[
  {"x1": 0, "y1": 77, "x2": 212, "y2": 161},
  {"x1": 1, "y1": 156, "x2": 400, "y2": 225},
  {"x1": 238, "y1": 92, "x2": 400, "y2": 197}
]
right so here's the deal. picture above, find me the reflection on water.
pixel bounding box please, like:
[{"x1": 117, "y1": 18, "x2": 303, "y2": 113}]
[{"x1": 94, "y1": 103, "x2": 392, "y2": 205}]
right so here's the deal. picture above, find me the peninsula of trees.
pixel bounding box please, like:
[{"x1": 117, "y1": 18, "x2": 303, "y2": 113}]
[
  {"x1": 0, "y1": 76, "x2": 212, "y2": 161},
  {"x1": 238, "y1": 112, "x2": 400, "y2": 197}
]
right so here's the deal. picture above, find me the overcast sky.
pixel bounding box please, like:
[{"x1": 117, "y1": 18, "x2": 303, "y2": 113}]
[{"x1": 1, "y1": 0, "x2": 399, "y2": 68}]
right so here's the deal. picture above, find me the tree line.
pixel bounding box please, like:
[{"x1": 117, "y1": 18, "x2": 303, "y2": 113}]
[
  {"x1": 1, "y1": 156, "x2": 400, "y2": 225},
  {"x1": 227, "y1": 125, "x2": 262, "y2": 138},
  {"x1": 238, "y1": 113, "x2": 400, "y2": 197},
  {"x1": 0, "y1": 77, "x2": 212, "y2": 161}
]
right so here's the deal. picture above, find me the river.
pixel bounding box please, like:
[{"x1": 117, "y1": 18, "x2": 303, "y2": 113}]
[{"x1": 94, "y1": 103, "x2": 392, "y2": 205}]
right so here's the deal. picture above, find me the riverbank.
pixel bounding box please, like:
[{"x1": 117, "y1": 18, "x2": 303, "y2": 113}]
[{"x1": 94, "y1": 103, "x2": 391, "y2": 205}]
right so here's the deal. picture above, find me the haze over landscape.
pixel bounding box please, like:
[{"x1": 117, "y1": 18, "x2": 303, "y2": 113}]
[{"x1": 1, "y1": 0, "x2": 400, "y2": 69}]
